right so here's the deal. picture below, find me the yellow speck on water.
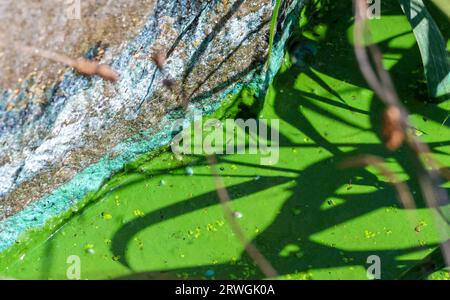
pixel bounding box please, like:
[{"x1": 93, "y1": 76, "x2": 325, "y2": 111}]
[
  {"x1": 102, "y1": 212, "x2": 113, "y2": 220},
  {"x1": 134, "y1": 237, "x2": 144, "y2": 250},
  {"x1": 133, "y1": 209, "x2": 145, "y2": 217},
  {"x1": 364, "y1": 230, "x2": 376, "y2": 239},
  {"x1": 385, "y1": 204, "x2": 398, "y2": 213},
  {"x1": 190, "y1": 227, "x2": 201, "y2": 239},
  {"x1": 298, "y1": 272, "x2": 313, "y2": 280},
  {"x1": 231, "y1": 164, "x2": 237, "y2": 170},
  {"x1": 207, "y1": 223, "x2": 217, "y2": 232},
  {"x1": 112, "y1": 255, "x2": 121, "y2": 261}
]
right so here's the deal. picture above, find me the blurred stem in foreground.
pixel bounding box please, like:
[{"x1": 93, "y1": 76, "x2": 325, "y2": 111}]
[
  {"x1": 353, "y1": 0, "x2": 450, "y2": 268},
  {"x1": 207, "y1": 155, "x2": 278, "y2": 278}
]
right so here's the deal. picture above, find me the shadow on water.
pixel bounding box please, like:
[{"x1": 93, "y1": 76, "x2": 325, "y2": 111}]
[
  {"x1": 103, "y1": 1, "x2": 450, "y2": 279},
  {"x1": 26, "y1": 1, "x2": 449, "y2": 280}
]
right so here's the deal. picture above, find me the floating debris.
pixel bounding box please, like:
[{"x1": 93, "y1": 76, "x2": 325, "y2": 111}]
[
  {"x1": 292, "y1": 207, "x2": 301, "y2": 216},
  {"x1": 112, "y1": 255, "x2": 121, "y2": 261},
  {"x1": 278, "y1": 244, "x2": 300, "y2": 257},
  {"x1": 415, "y1": 220, "x2": 428, "y2": 233},
  {"x1": 232, "y1": 211, "x2": 243, "y2": 219},
  {"x1": 347, "y1": 180, "x2": 353, "y2": 190},
  {"x1": 205, "y1": 269, "x2": 215, "y2": 277},
  {"x1": 159, "y1": 179, "x2": 166, "y2": 186}
]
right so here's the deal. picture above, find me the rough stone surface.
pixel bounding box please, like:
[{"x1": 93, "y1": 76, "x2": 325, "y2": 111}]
[{"x1": 0, "y1": 0, "x2": 304, "y2": 252}]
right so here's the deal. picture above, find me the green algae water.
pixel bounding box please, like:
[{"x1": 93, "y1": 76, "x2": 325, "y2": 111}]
[{"x1": 0, "y1": 1, "x2": 449, "y2": 280}]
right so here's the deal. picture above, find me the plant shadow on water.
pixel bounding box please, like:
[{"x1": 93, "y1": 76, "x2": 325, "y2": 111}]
[{"x1": 105, "y1": 2, "x2": 449, "y2": 279}]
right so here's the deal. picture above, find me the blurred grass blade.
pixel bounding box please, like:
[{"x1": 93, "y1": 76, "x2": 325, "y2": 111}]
[
  {"x1": 399, "y1": 0, "x2": 450, "y2": 100},
  {"x1": 266, "y1": 0, "x2": 282, "y2": 69}
]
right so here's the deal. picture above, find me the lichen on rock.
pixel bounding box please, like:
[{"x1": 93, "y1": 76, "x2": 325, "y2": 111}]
[{"x1": 0, "y1": 0, "x2": 304, "y2": 252}]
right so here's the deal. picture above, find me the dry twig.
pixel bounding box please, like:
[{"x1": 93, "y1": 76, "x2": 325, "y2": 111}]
[{"x1": 0, "y1": 37, "x2": 118, "y2": 82}]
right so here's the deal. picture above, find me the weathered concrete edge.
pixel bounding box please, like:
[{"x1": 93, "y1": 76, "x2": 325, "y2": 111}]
[{"x1": 0, "y1": 0, "x2": 305, "y2": 254}]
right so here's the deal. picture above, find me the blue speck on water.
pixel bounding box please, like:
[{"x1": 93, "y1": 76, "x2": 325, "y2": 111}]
[
  {"x1": 185, "y1": 166, "x2": 194, "y2": 176},
  {"x1": 205, "y1": 269, "x2": 215, "y2": 277}
]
